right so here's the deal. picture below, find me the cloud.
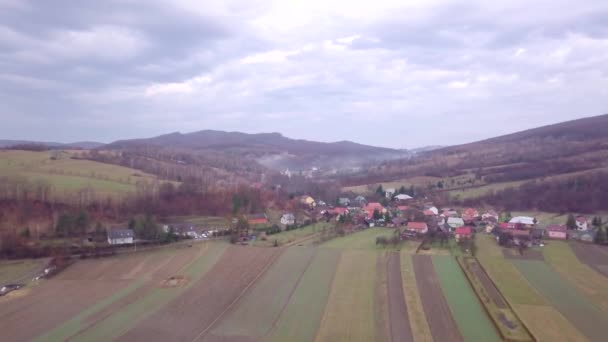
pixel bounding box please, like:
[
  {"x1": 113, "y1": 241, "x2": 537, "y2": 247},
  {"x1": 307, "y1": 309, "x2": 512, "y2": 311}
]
[{"x1": 0, "y1": 0, "x2": 607, "y2": 148}]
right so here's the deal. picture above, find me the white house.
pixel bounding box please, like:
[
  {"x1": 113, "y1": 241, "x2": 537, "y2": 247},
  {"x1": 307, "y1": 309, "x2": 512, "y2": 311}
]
[
  {"x1": 107, "y1": 229, "x2": 134, "y2": 245},
  {"x1": 280, "y1": 213, "x2": 295, "y2": 226},
  {"x1": 447, "y1": 217, "x2": 465, "y2": 229},
  {"x1": 425, "y1": 206, "x2": 439, "y2": 215},
  {"x1": 394, "y1": 194, "x2": 412, "y2": 201},
  {"x1": 509, "y1": 216, "x2": 536, "y2": 226},
  {"x1": 385, "y1": 188, "x2": 396, "y2": 198},
  {"x1": 576, "y1": 216, "x2": 589, "y2": 231}
]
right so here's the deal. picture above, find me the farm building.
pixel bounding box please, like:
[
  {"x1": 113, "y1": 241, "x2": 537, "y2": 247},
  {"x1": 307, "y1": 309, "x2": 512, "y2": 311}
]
[
  {"x1": 338, "y1": 197, "x2": 351, "y2": 206},
  {"x1": 509, "y1": 216, "x2": 536, "y2": 227},
  {"x1": 546, "y1": 225, "x2": 567, "y2": 239},
  {"x1": 353, "y1": 195, "x2": 367, "y2": 205},
  {"x1": 385, "y1": 188, "x2": 396, "y2": 198},
  {"x1": 394, "y1": 194, "x2": 412, "y2": 201},
  {"x1": 482, "y1": 210, "x2": 499, "y2": 221},
  {"x1": 107, "y1": 229, "x2": 134, "y2": 245},
  {"x1": 455, "y1": 227, "x2": 472, "y2": 241},
  {"x1": 280, "y1": 213, "x2": 295, "y2": 226}
]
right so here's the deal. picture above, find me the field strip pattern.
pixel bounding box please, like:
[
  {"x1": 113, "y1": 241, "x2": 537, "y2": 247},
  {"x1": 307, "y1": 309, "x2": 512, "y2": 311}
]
[
  {"x1": 315, "y1": 250, "x2": 377, "y2": 342},
  {"x1": 569, "y1": 243, "x2": 608, "y2": 278},
  {"x1": 206, "y1": 247, "x2": 317, "y2": 340},
  {"x1": 67, "y1": 242, "x2": 227, "y2": 342},
  {"x1": 115, "y1": 246, "x2": 279, "y2": 342},
  {"x1": 432, "y1": 256, "x2": 501, "y2": 342},
  {"x1": 266, "y1": 248, "x2": 340, "y2": 342},
  {"x1": 386, "y1": 251, "x2": 414, "y2": 342},
  {"x1": 400, "y1": 253, "x2": 433, "y2": 342},
  {"x1": 412, "y1": 255, "x2": 462, "y2": 342},
  {"x1": 513, "y1": 304, "x2": 587, "y2": 342},
  {"x1": 512, "y1": 259, "x2": 608, "y2": 341}
]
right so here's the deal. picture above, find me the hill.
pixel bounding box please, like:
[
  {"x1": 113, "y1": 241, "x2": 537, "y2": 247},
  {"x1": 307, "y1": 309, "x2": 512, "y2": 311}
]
[
  {"x1": 104, "y1": 130, "x2": 407, "y2": 171},
  {"x1": 340, "y1": 114, "x2": 608, "y2": 212}
]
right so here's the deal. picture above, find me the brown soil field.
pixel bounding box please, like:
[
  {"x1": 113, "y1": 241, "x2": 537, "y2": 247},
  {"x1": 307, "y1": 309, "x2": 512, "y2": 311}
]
[
  {"x1": 0, "y1": 245, "x2": 203, "y2": 342},
  {"x1": 502, "y1": 248, "x2": 544, "y2": 261},
  {"x1": 570, "y1": 242, "x2": 608, "y2": 277},
  {"x1": 386, "y1": 252, "x2": 413, "y2": 342},
  {"x1": 0, "y1": 277, "x2": 129, "y2": 341},
  {"x1": 467, "y1": 259, "x2": 507, "y2": 308},
  {"x1": 117, "y1": 246, "x2": 280, "y2": 342},
  {"x1": 412, "y1": 255, "x2": 463, "y2": 342}
]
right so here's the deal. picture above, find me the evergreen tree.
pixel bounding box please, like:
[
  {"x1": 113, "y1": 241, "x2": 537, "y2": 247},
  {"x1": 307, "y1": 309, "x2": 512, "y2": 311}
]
[
  {"x1": 399, "y1": 185, "x2": 406, "y2": 194},
  {"x1": 566, "y1": 214, "x2": 577, "y2": 230},
  {"x1": 376, "y1": 185, "x2": 384, "y2": 195},
  {"x1": 594, "y1": 227, "x2": 606, "y2": 245},
  {"x1": 373, "y1": 209, "x2": 382, "y2": 220}
]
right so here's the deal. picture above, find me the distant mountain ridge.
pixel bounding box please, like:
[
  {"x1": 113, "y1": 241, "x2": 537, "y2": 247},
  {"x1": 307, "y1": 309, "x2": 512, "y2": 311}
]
[
  {"x1": 104, "y1": 130, "x2": 408, "y2": 170},
  {"x1": 0, "y1": 140, "x2": 105, "y2": 149}
]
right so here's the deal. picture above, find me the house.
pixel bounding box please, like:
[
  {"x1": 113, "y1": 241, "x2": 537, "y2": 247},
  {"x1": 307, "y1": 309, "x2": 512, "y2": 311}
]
[
  {"x1": 394, "y1": 194, "x2": 413, "y2": 201},
  {"x1": 385, "y1": 188, "x2": 396, "y2": 198},
  {"x1": 107, "y1": 229, "x2": 134, "y2": 245},
  {"x1": 406, "y1": 222, "x2": 428, "y2": 234},
  {"x1": 441, "y1": 209, "x2": 459, "y2": 218},
  {"x1": 455, "y1": 227, "x2": 472, "y2": 241},
  {"x1": 392, "y1": 217, "x2": 407, "y2": 226},
  {"x1": 317, "y1": 200, "x2": 327, "y2": 207},
  {"x1": 447, "y1": 217, "x2": 465, "y2": 229},
  {"x1": 247, "y1": 213, "x2": 269, "y2": 225},
  {"x1": 425, "y1": 206, "x2": 439, "y2": 215},
  {"x1": 462, "y1": 208, "x2": 480, "y2": 223},
  {"x1": 300, "y1": 195, "x2": 316, "y2": 208},
  {"x1": 280, "y1": 213, "x2": 295, "y2": 226},
  {"x1": 365, "y1": 202, "x2": 386, "y2": 213},
  {"x1": 484, "y1": 218, "x2": 498, "y2": 233},
  {"x1": 329, "y1": 207, "x2": 349, "y2": 216},
  {"x1": 546, "y1": 225, "x2": 567, "y2": 239},
  {"x1": 354, "y1": 195, "x2": 367, "y2": 205},
  {"x1": 509, "y1": 216, "x2": 536, "y2": 227},
  {"x1": 397, "y1": 205, "x2": 410, "y2": 212},
  {"x1": 173, "y1": 224, "x2": 198, "y2": 238},
  {"x1": 482, "y1": 210, "x2": 499, "y2": 221},
  {"x1": 338, "y1": 197, "x2": 351, "y2": 206},
  {"x1": 423, "y1": 209, "x2": 436, "y2": 217},
  {"x1": 576, "y1": 216, "x2": 589, "y2": 231}
]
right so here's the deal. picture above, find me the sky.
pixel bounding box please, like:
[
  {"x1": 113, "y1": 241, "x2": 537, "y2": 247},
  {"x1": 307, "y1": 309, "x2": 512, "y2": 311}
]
[{"x1": 0, "y1": 0, "x2": 607, "y2": 149}]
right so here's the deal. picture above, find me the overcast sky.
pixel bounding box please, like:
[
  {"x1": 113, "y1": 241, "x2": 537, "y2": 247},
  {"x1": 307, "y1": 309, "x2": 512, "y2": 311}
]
[{"x1": 1, "y1": 0, "x2": 607, "y2": 148}]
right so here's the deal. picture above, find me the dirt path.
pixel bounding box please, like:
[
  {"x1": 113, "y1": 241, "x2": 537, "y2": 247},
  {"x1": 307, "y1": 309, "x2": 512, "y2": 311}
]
[
  {"x1": 117, "y1": 246, "x2": 281, "y2": 342},
  {"x1": 412, "y1": 255, "x2": 462, "y2": 342},
  {"x1": 386, "y1": 252, "x2": 413, "y2": 342}
]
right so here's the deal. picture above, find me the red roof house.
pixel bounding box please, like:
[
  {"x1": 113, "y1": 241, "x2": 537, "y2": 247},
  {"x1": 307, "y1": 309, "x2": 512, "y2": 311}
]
[
  {"x1": 397, "y1": 205, "x2": 409, "y2": 212},
  {"x1": 247, "y1": 213, "x2": 269, "y2": 225},
  {"x1": 423, "y1": 209, "x2": 436, "y2": 216},
  {"x1": 330, "y1": 207, "x2": 349, "y2": 216},
  {"x1": 455, "y1": 226, "x2": 472, "y2": 240},
  {"x1": 406, "y1": 222, "x2": 428, "y2": 234}
]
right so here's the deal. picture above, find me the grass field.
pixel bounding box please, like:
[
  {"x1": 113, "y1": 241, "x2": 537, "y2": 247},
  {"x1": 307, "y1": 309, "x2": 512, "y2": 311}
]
[
  {"x1": 342, "y1": 176, "x2": 441, "y2": 194},
  {"x1": 476, "y1": 235, "x2": 546, "y2": 305},
  {"x1": 315, "y1": 250, "x2": 377, "y2": 342},
  {"x1": 320, "y1": 227, "x2": 396, "y2": 249},
  {"x1": 210, "y1": 247, "x2": 317, "y2": 339},
  {"x1": 62, "y1": 243, "x2": 227, "y2": 342},
  {"x1": 543, "y1": 241, "x2": 608, "y2": 314},
  {"x1": 0, "y1": 259, "x2": 45, "y2": 284},
  {"x1": 0, "y1": 150, "x2": 163, "y2": 198},
  {"x1": 253, "y1": 222, "x2": 334, "y2": 247},
  {"x1": 433, "y1": 256, "x2": 501, "y2": 342},
  {"x1": 512, "y1": 259, "x2": 608, "y2": 341},
  {"x1": 268, "y1": 249, "x2": 341, "y2": 342},
  {"x1": 400, "y1": 253, "x2": 432, "y2": 342}
]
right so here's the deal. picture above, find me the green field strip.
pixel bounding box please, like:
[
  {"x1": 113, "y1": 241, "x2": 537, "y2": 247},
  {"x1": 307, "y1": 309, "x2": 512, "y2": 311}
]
[
  {"x1": 542, "y1": 241, "x2": 608, "y2": 314},
  {"x1": 266, "y1": 248, "x2": 341, "y2": 342},
  {"x1": 67, "y1": 243, "x2": 227, "y2": 342},
  {"x1": 315, "y1": 250, "x2": 377, "y2": 342},
  {"x1": 432, "y1": 256, "x2": 501, "y2": 342},
  {"x1": 512, "y1": 259, "x2": 608, "y2": 342},
  {"x1": 210, "y1": 247, "x2": 318, "y2": 339},
  {"x1": 320, "y1": 228, "x2": 395, "y2": 249},
  {"x1": 476, "y1": 235, "x2": 546, "y2": 305}
]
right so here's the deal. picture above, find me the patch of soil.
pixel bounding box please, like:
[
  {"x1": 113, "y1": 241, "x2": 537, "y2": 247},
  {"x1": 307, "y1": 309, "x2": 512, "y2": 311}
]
[
  {"x1": 160, "y1": 275, "x2": 189, "y2": 288},
  {"x1": 117, "y1": 246, "x2": 281, "y2": 342},
  {"x1": 570, "y1": 243, "x2": 608, "y2": 277},
  {"x1": 466, "y1": 259, "x2": 507, "y2": 308},
  {"x1": 386, "y1": 252, "x2": 414, "y2": 342},
  {"x1": 502, "y1": 248, "x2": 544, "y2": 261},
  {"x1": 412, "y1": 255, "x2": 463, "y2": 342}
]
